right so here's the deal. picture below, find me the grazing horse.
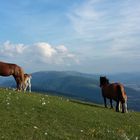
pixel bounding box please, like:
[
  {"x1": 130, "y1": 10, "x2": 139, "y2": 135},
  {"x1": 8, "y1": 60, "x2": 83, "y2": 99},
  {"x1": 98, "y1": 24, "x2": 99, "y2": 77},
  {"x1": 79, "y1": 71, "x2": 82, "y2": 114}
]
[
  {"x1": 24, "y1": 74, "x2": 32, "y2": 92},
  {"x1": 100, "y1": 76, "x2": 127, "y2": 113},
  {"x1": 0, "y1": 61, "x2": 25, "y2": 91}
]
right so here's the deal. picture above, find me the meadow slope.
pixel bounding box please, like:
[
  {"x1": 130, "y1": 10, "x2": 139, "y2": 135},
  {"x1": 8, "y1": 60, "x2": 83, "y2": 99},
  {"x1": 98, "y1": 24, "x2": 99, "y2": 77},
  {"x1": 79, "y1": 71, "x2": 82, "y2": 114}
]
[{"x1": 0, "y1": 88, "x2": 140, "y2": 140}]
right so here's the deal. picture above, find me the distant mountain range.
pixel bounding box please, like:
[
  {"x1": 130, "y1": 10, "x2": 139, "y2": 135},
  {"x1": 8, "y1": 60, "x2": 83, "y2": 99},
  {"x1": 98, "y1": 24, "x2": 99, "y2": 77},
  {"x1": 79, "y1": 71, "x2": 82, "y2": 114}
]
[{"x1": 0, "y1": 71, "x2": 140, "y2": 111}]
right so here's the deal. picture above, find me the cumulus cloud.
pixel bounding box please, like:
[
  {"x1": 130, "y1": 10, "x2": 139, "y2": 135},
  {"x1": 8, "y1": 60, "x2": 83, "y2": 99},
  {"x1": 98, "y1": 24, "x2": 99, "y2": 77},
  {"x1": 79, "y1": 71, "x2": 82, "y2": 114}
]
[
  {"x1": 35, "y1": 42, "x2": 57, "y2": 58},
  {"x1": 0, "y1": 41, "x2": 26, "y2": 57},
  {"x1": 0, "y1": 41, "x2": 79, "y2": 66},
  {"x1": 31, "y1": 42, "x2": 79, "y2": 65}
]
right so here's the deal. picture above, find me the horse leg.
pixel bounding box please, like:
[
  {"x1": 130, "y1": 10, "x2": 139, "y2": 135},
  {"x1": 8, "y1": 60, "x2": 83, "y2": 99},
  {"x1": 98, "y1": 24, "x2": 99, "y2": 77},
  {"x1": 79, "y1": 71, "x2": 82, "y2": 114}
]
[
  {"x1": 13, "y1": 76, "x2": 20, "y2": 91},
  {"x1": 104, "y1": 97, "x2": 107, "y2": 108},
  {"x1": 116, "y1": 100, "x2": 119, "y2": 112},
  {"x1": 118, "y1": 102, "x2": 121, "y2": 112},
  {"x1": 24, "y1": 84, "x2": 27, "y2": 92},
  {"x1": 17, "y1": 81, "x2": 22, "y2": 91},
  {"x1": 121, "y1": 103, "x2": 125, "y2": 113},
  {"x1": 29, "y1": 83, "x2": 31, "y2": 92},
  {"x1": 110, "y1": 99, "x2": 113, "y2": 109},
  {"x1": 122, "y1": 101, "x2": 128, "y2": 113},
  {"x1": 27, "y1": 79, "x2": 31, "y2": 92},
  {"x1": 125, "y1": 101, "x2": 128, "y2": 113},
  {"x1": 16, "y1": 79, "x2": 23, "y2": 91}
]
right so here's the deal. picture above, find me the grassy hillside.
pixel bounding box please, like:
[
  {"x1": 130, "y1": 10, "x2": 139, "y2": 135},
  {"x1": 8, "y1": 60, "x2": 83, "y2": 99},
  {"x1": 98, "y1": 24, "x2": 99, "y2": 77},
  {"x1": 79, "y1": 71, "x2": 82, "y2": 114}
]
[{"x1": 0, "y1": 88, "x2": 140, "y2": 140}]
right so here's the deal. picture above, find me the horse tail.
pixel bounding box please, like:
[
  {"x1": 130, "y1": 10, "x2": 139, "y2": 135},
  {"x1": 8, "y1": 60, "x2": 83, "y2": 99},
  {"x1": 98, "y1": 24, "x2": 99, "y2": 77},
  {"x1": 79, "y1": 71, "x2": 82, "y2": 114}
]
[
  {"x1": 117, "y1": 84, "x2": 128, "y2": 113},
  {"x1": 117, "y1": 85, "x2": 126, "y2": 103}
]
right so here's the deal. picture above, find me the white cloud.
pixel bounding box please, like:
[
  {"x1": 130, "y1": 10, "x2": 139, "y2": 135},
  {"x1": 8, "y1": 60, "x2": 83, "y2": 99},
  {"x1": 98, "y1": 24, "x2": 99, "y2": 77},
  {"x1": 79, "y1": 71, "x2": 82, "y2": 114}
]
[
  {"x1": 0, "y1": 41, "x2": 79, "y2": 67},
  {"x1": 0, "y1": 41, "x2": 25, "y2": 57},
  {"x1": 32, "y1": 42, "x2": 79, "y2": 65},
  {"x1": 35, "y1": 42, "x2": 57, "y2": 58},
  {"x1": 56, "y1": 45, "x2": 68, "y2": 53}
]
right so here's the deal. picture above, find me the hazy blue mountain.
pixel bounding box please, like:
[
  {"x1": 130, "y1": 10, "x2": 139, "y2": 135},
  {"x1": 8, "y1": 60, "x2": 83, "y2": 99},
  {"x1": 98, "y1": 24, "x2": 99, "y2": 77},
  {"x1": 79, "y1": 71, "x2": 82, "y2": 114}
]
[
  {"x1": 107, "y1": 72, "x2": 140, "y2": 92},
  {"x1": 107, "y1": 72, "x2": 140, "y2": 84},
  {"x1": 30, "y1": 71, "x2": 102, "y2": 104},
  {"x1": 0, "y1": 71, "x2": 140, "y2": 111}
]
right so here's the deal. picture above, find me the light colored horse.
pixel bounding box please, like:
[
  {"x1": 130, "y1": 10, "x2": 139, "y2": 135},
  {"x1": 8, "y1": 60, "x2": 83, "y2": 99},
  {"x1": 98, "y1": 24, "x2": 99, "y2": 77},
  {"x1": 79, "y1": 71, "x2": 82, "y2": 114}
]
[
  {"x1": 100, "y1": 76, "x2": 128, "y2": 113},
  {"x1": 0, "y1": 61, "x2": 25, "y2": 91},
  {"x1": 24, "y1": 74, "x2": 32, "y2": 92}
]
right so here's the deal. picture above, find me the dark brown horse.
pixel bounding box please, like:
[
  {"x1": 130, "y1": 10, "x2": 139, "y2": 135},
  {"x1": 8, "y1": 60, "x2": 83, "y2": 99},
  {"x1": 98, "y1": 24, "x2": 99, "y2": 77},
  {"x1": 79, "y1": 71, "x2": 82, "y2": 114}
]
[
  {"x1": 0, "y1": 61, "x2": 25, "y2": 91},
  {"x1": 100, "y1": 76, "x2": 127, "y2": 113}
]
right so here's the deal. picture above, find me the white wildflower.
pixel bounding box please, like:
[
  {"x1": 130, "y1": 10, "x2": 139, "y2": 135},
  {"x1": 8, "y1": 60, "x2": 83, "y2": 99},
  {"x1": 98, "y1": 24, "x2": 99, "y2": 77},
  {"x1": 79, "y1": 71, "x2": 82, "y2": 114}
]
[
  {"x1": 33, "y1": 126, "x2": 38, "y2": 129},
  {"x1": 80, "y1": 130, "x2": 84, "y2": 133},
  {"x1": 44, "y1": 132, "x2": 48, "y2": 135},
  {"x1": 7, "y1": 102, "x2": 10, "y2": 105},
  {"x1": 42, "y1": 102, "x2": 46, "y2": 105}
]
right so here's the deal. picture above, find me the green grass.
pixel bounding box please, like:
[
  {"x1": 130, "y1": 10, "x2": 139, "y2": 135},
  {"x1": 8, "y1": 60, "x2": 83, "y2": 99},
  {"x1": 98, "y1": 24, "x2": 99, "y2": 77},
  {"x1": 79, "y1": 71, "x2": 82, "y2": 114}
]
[{"x1": 0, "y1": 88, "x2": 140, "y2": 140}]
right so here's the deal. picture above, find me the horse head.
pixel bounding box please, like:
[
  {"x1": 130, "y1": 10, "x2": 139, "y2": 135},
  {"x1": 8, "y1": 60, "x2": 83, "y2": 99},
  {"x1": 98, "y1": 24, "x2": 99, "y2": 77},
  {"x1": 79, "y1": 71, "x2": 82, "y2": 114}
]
[{"x1": 100, "y1": 76, "x2": 109, "y2": 87}]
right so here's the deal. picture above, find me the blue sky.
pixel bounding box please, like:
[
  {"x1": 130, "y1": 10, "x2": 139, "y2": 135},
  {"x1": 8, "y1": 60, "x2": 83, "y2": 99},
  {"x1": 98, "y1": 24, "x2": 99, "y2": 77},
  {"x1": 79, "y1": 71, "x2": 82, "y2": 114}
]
[{"x1": 0, "y1": 0, "x2": 140, "y2": 74}]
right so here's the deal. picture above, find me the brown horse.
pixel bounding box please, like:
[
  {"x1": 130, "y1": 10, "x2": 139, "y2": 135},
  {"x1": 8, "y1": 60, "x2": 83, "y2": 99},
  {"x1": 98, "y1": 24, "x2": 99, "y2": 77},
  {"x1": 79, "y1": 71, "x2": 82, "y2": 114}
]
[
  {"x1": 100, "y1": 76, "x2": 127, "y2": 113},
  {"x1": 0, "y1": 61, "x2": 25, "y2": 91}
]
